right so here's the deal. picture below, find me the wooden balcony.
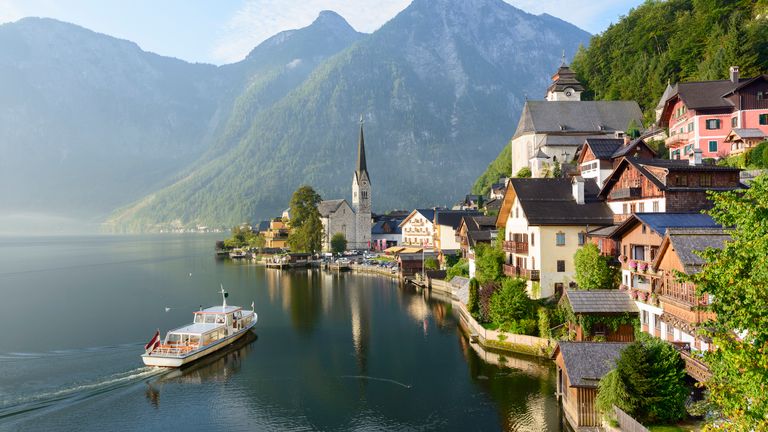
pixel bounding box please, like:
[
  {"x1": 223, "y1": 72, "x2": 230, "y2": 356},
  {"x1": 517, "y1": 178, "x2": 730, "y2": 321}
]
[
  {"x1": 503, "y1": 240, "x2": 528, "y2": 254},
  {"x1": 665, "y1": 131, "x2": 693, "y2": 148},
  {"x1": 503, "y1": 264, "x2": 540, "y2": 281},
  {"x1": 611, "y1": 187, "x2": 642, "y2": 200},
  {"x1": 671, "y1": 343, "x2": 711, "y2": 382}
]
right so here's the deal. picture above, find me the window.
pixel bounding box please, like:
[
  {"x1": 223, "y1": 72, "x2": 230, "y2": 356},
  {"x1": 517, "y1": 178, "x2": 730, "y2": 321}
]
[
  {"x1": 556, "y1": 232, "x2": 565, "y2": 246},
  {"x1": 675, "y1": 175, "x2": 688, "y2": 186},
  {"x1": 709, "y1": 140, "x2": 718, "y2": 152},
  {"x1": 623, "y1": 203, "x2": 628, "y2": 214},
  {"x1": 638, "y1": 202, "x2": 645, "y2": 212},
  {"x1": 632, "y1": 245, "x2": 645, "y2": 261},
  {"x1": 732, "y1": 117, "x2": 738, "y2": 128},
  {"x1": 531, "y1": 233, "x2": 535, "y2": 246},
  {"x1": 515, "y1": 207, "x2": 519, "y2": 218},
  {"x1": 706, "y1": 119, "x2": 721, "y2": 130},
  {"x1": 531, "y1": 257, "x2": 535, "y2": 269},
  {"x1": 701, "y1": 174, "x2": 712, "y2": 187},
  {"x1": 758, "y1": 91, "x2": 765, "y2": 101},
  {"x1": 593, "y1": 323, "x2": 608, "y2": 336},
  {"x1": 557, "y1": 260, "x2": 565, "y2": 272},
  {"x1": 687, "y1": 122, "x2": 694, "y2": 132},
  {"x1": 578, "y1": 232, "x2": 586, "y2": 246},
  {"x1": 641, "y1": 224, "x2": 646, "y2": 234},
  {"x1": 642, "y1": 310, "x2": 649, "y2": 325},
  {"x1": 761, "y1": 114, "x2": 768, "y2": 125},
  {"x1": 653, "y1": 201, "x2": 659, "y2": 212}
]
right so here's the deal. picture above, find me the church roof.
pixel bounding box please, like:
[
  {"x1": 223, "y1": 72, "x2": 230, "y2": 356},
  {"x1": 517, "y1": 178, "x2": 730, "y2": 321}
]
[
  {"x1": 355, "y1": 121, "x2": 370, "y2": 184},
  {"x1": 512, "y1": 100, "x2": 644, "y2": 140},
  {"x1": 546, "y1": 64, "x2": 585, "y2": 94},
  {"x1": 317, "y1": 199, "x2": 349, "y2": 217}
]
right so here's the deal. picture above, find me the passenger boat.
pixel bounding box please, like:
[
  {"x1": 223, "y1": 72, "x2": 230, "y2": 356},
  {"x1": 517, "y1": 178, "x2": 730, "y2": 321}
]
[{"x1": 142, "y1": 287, "x2": 257, "y2": 368}]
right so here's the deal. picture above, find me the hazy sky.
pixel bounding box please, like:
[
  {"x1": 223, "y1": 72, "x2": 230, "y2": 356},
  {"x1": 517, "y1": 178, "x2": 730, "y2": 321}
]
[{"x1": 0, "y1": 0, "x2": 644, "y2": 65}]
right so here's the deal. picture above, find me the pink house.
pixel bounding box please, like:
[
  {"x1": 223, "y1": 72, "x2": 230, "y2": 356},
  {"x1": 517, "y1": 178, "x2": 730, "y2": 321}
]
[{"x1": 657, "y1": 66, "x2": 768, "y2": 160}]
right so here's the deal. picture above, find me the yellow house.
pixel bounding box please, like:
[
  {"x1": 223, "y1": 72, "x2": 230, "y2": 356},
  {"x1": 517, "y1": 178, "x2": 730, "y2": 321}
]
[
  {"x1": 263, "y1": 218, "x2": 289, "y2": 249},
  {"x1": 497, "y1": 177, "x2": 613, "y2": 299}
]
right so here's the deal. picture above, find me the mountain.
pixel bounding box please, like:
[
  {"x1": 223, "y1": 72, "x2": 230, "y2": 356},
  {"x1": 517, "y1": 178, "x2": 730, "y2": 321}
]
[
  {"x1": 571, "y1": 0, "x2": 768, "y2": 122},
  {"x1": 0, "y1": 13, "x2": 362, "y2": 230},
  {"x1": 0, "y1": 18, "x2": 222, "y2": 222},
  {"x1": 108, "y1": 0, "x2": 590, "y2": 231}
]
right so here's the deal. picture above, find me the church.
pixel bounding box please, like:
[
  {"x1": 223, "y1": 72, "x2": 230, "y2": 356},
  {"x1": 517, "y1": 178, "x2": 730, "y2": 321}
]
[{"x1": 317, "y1": 119, "x2": 372, "y2": 251}]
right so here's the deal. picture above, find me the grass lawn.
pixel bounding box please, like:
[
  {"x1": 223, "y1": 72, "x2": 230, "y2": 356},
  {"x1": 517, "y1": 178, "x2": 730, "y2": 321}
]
[{"x1": 649, "y1": 422, "x2": 702, "y2": 432}]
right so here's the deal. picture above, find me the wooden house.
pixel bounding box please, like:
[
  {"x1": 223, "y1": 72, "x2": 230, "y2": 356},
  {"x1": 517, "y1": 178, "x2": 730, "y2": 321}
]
[
  {"x1": 553, "y1": 342, "x2": 630, "y2": 430},
  {"x1": 561, "y1": 289, "x2": 637, "y2": 342}
]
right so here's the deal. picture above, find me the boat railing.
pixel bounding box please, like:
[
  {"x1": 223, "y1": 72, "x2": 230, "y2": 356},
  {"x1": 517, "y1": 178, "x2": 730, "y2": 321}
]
[{"x1": 152, "y1": 343, "x2": 200, "y2": 356}]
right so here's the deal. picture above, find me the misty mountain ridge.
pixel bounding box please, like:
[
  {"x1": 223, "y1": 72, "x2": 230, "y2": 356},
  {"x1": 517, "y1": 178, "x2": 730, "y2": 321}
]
[{"x1": 0, "y1": 0, "x2": 590, "y2": 232}]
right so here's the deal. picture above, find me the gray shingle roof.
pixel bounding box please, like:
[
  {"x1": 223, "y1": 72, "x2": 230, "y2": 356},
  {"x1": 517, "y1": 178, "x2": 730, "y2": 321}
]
[
  {"x1": 513, "y1": 100, "x2": 644, "y2": 139},
  {"x1": 317, "y1": 199, "x2": 347, "y2": 217},
  {"x1": 666, "y1": 228, "x2": 730, "y2": 274},
  {"x1": 584, "y1": 138, "x2": 624, "y2": 159},
  {"x1": 556, "y1": 342, "x2": 630, "y2": 388},
  {"x1": 565, "y1": 290, "x2": 638, "y2": 314},
  {"x1": 510, "y1": 178, "x2": 614, "y2": 226},
  {"x1": 730, "y1": 128, "x2": 766, "y2": 139},
  {"x1": 435, "y1": 210, "x2": 482, "y2": 229}
]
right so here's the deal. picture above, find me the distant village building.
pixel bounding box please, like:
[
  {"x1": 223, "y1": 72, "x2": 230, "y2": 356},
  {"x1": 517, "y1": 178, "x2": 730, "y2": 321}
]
[
  {"x1": 317, "y1": 119, "x2": 373, "y2": 251},
  {"x1": 456, "y1": 215, "x2": 497, "y2": 278},
  {"x1": 371, "y1": 218, "x2": 402, "y2": 251},
  {"x1": 399, "y1": 209, "x2": 436, "y2": 249},
  {"x1": 658, "y1": 66, "x2": 768, "y2": 160},
  {"x1": 433, "y1": 210, "x2": 482, "y2": 265},
  {"x1": 496, "y1": 177, "x2": 614, "y2": 299},
  {"x1": 263, "y1": 218, "x2": 289, "y2": 249},
  {"x1": 510, "y1": 63, "x2": 645, "y2": 177}
]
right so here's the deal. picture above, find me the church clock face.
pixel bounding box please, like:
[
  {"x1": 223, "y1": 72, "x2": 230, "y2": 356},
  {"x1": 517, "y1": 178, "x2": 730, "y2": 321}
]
[{"x1": 564, "y1": 87, "x2": 573, "y2": 97}]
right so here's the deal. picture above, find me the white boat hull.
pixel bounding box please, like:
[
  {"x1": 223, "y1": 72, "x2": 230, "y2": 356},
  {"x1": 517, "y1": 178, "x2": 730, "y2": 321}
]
[{"x1": 142, "y1": 321, "x2": 257, "y2": 368}]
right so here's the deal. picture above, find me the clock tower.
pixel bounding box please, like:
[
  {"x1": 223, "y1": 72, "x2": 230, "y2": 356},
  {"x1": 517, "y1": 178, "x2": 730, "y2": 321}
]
[
  {"x1": 352, "y1": 116, "x2": 372, "y2": 249},
  {"x1": 545, "y1": 60, "x2": 584, "y2": 102}
]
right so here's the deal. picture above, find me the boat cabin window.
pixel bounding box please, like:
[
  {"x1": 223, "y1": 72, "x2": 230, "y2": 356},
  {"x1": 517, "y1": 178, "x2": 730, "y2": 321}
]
[
  {"x1": 204, "y1": 314, "x2": 216, "y2": 324},
  {"x1": 188, "y1": 335, "x2": 200, "y2": 346},
  {"x1": 194, "y1": 314, "x2": 203, "y2": 323},
  {"x1": 215, "y1": 314, "x2": 225, "y2": 324},
  {"x1": 167, "y1": 334, "x2": 182, "y2": 343}
]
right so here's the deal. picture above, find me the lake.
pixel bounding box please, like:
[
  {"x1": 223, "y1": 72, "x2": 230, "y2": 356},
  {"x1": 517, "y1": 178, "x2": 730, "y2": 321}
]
[{"x1": 0, "y1": 234, "x2": 563, "y2": 431}]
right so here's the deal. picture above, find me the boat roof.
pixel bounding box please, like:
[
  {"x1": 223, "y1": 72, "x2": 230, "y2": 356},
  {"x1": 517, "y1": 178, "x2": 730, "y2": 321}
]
[
  {"x1": 169, "y1": 322, "x2": 221, "y2": 335},
  {"x1": 195, "y1": 305, "x2": 242, "y2": 314}
]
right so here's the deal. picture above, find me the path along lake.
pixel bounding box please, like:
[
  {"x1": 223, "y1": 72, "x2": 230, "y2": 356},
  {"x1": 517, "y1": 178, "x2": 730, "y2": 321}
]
[{"x1": 0, "y1": 234, "x2": 563, "y2": 431}]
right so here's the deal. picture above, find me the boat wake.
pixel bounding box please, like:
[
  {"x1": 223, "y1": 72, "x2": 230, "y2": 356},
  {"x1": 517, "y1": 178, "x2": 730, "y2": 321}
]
[
  {"x1": 340, "y1": 375, "x2": 412, "y2": 389},
  {"x1": 0, "y1": 366, "x2": 166, "y2": 420}
]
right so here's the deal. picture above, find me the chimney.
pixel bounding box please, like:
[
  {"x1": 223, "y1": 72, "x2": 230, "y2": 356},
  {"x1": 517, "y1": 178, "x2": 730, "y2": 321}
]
[
  {"x1": 730, "y1": 66, "x2": 740, "y2": 84},
  {"x1": 572, "y1": 176, "x2": 585, "y2": 205},
  {"x1": 690, "y1": 148, "x2": 703, "y2": 166},
  {"x1": 623, "y1": 135, "x2": 631, "y2": 146}
]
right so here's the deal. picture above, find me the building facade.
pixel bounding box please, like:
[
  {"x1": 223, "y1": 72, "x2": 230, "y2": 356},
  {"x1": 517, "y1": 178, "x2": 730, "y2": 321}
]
[{"x1": 399, "y1": 209, "x2": 436, "y2": 249}]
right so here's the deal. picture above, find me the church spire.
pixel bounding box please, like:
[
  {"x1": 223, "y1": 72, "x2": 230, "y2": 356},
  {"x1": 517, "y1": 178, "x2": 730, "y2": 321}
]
[{"x1": 356, "y1": 115, "x2": 368, "y2": 181}]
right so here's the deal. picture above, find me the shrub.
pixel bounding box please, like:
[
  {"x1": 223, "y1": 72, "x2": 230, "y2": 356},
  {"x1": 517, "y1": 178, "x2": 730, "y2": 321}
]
[
  {"x1": 488, "y1": 278, "x2": 537, "y2": 333},
  {"x1": 446, "y1": 258, "x2": 469, "y2": 280},
  {"x1": 515, "y1": 167, "x2": 532, "y2": 178},
  {"x1": 424, "y1": 256, "x2": 439, "y2": 271},
  {"x1": 468, "y1": 278, "x2": 480, "y2": 318}
]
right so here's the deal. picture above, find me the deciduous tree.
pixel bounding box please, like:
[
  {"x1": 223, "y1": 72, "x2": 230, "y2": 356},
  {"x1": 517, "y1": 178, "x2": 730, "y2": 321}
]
[
  {"x1": 287, "y1": 185, "x2": 323, "y2": 253},
  {"x1": 330, "y1": 232, "x2": 347, "y2": 254},
  {"x1": 574, "y1": 243, "x2": 617, "y2": 289}
]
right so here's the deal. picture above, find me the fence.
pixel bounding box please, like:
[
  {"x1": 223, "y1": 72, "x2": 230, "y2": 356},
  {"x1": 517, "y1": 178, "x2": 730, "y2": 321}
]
[{"x1": 613, "y1": 406, "x2": 649, "y2": 432}]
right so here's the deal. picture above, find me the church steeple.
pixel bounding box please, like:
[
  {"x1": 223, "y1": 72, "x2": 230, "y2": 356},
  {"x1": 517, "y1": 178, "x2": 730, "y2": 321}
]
[
  {"x1": 355, "y1": 115, "x2": 369, "y2": 183},
  {"x1": 545, "y1": 59, "x2": 585, "y2": 101}
]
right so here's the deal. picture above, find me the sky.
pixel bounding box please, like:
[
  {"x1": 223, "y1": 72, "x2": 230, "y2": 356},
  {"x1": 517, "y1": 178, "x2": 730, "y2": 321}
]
[{"x1": 0, "y1": 0, "x2": 645, "y2": 65}]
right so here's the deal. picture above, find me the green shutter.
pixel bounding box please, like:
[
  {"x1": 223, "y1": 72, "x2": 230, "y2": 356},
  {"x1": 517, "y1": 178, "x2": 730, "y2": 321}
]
[{"x1": 709, "y1": 141, "x2": 718, "y2": 152}]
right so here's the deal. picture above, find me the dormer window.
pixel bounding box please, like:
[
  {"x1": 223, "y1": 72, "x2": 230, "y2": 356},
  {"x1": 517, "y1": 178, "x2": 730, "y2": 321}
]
[{"x1": 559, "y1": 124, "x2": 567, "y2": 131}]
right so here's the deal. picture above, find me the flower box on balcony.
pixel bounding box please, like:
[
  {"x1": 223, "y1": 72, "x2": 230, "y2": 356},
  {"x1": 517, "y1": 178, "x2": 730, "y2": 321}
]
[{"x1": 629, "y1": 260, "x2": 637, "y2": 270}]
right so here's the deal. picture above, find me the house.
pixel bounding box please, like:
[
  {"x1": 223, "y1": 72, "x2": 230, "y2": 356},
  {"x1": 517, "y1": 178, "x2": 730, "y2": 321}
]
[
  {"x1": 263, "y1": 218, "x2": 289, "y2": 249},
  {"x1": 489, "y1": 177, "x2": 510, "y2": 200},
  {"x1": 576, "y1": 137, "x2": 656, "y2": 187},
  {"x1": 496, "y1": 177, "x2": 614, "y2": 299},
  {"x1": 598, "y1": 156, "x2": 742, "y2": 223},
  {"x1": 396, "y1": 248, "x2": 437, "y2": 277},
  {"x1": 510, "y1": 63, "x2": 644, "y2": 177},
  {"x1": 652, "y1": 228, "x2": 729, "y2": 351},
  {"x1": 606, "y1": 213, "x2": 720, "y2": 341},
  {"x1": 371, "y1": 218, "x2": 402, "y2": 251},
  {"x1": 561, "y1": 289, "x2": 637, "y2": 342},
  {"x1": 456, "y1": 215, "x2": 497, "y2": 278},
  {"x1": 317, "y1": 119, "x2": 373, "y2": 251},
  {"x1": 553, "y1": 342, "x2": 630, "y2": 430},
  {"x1": 399, "y1": 209, "x2": 437, "y2": 248},
  {"x1": 453, "y1": 194, "x2": 483, "y2": 210},
  {"x1": 724, "y1": 128, "x2": 766, "y2": 156},
  {"x1": 433, "y1": 210, "x2": 482, "y2": 266},
  {"x1": 657, "y1": 66, "x2": 768, "y2": 160}
]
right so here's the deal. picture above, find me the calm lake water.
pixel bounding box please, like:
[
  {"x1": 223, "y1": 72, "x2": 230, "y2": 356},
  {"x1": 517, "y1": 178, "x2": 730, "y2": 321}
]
[{"x1": 0, "y1": 234, "x2": 563, "y2": 431}]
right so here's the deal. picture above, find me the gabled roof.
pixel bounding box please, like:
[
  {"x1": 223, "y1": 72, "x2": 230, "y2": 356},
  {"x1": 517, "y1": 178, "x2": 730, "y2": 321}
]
[
  {"x1": 598, "y1": 157, "x2": 742, "y2": 199},
  {"x1": 547, "y1": 64, "x2": 585, "y2": 94},
  {"x1": 317, "y1": 199, "x2": 349, "y2": 217},
  {"x1": 564, "y1": 289, "x2": 638, "y2": 314},
  {"x1": 553, "y1": 342, "x2": 630, "y2": 388},
  {"x1": 659, "y1": 76, "x2": 768, "y2": 125},
  {"x1": 513, "y1": 100, "x2": 644, "y2": 139},
  {"x1": 726, "y1": 128, "x2": 766, "y2": 141},
  {"x1": 653, "y1": 228, "x2": 730, "y2": 274},
  {"x1": 399, "y1": 209, "x2": 436, "y2": 227},
  {"x1": 609, "y1": 212, "x2": 720, "y2": 240},
  {"x1": 583, "y1": 138, "x2": 625, "y2": 159},
  {"x1": 498, "y1": 178, "x2": 614, "y2": 226},
  {"x1": 435, "y1": 210, "x2": 483, "y2": 229},
  {"x1": 372, "y1": 220, "x2": 402, "y2": 235}
]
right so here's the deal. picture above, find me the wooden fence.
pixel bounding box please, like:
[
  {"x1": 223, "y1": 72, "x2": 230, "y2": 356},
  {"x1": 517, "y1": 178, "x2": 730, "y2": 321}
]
[{"x1": 613, "y1": 406, "x2": 649, "y2": 432}]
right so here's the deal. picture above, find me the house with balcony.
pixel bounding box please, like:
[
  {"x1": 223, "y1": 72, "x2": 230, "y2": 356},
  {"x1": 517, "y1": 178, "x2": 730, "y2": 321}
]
[
  {"x1": 561, "y1": 289, "x2": 637, "y2": 342},
  {"x1": 657, "y1": 66, "x2": 768, "y2": 160},
  {"x1": 433, "y1": 210, "x2": 482, "y2": 266},
  {"x1": 496, "y1": 177, "x2": 613, "y2": 299},
  {"x1": 607, "y1": 213, "x2": 720, "y2": 342},
  {"x1": 724, "y1": 128, "x2": 767, "y2": 156},
  {"x1": 651, "y1": 227, "x2": 729, "y2": 353},
  {"x1": 456, "y1": 215, "x2": 497, "y2": 278},
  {"x1": 399, "y1": 209, "x2": 437, "y2": 249},
  {"x1": 598, "y1": 156, "x2": 742, "y2": 224},
  {"x1": 263, "y1": 218, "x2": 289, "y2": 249},
  {"x1": 576, "y1": 137, "x2": 656, "y2": 187},
  {"x1": 553, "y1": 342, "x2": 630, "y2": 430}
]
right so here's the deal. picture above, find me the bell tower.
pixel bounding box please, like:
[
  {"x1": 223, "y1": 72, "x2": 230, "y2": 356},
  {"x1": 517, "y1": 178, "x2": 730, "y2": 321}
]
[{"x1": 352, "y1": 116, "x2": 372, "y2": 249}]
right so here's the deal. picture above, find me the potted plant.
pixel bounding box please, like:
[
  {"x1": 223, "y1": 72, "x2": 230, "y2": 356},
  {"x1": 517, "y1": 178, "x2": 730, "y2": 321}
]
[
  {"x1": 631, "y1": 289, "x2": 638, "y2": 300},
  {"x1": 629, "y1": 260, "x2": 637, "y2": 270},
  {"x1": 638, "y1": 262, "x2": 648, "y2": 273}
]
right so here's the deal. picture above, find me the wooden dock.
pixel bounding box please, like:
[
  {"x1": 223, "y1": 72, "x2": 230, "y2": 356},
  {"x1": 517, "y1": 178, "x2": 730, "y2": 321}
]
[{"x1": 328, "y1": 263, "x2": 351, "y2": 272}]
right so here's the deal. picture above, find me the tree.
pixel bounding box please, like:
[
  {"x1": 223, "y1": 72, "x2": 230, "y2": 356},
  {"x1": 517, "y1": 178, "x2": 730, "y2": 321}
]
[
  {"x1": 330, "y1": 232, "x2": 347, "y2": 254},
  {"x1": 690, "y1": 175, "x2": 768, "y2": 429},
  {"x1": 574, "y1": 243, "x2": 617, "y2": 289},
  {"x1": 551, "y1": 160, "x2": 562, "y2": 178},
  {"x1": 515, "y1": 167, "x2": 532, "y2": 178},
  {"x1": 424, "y1": 256, "x2": 439, "y2": 271},
  {"x1": 489, "y1": 278, "x2": 537, "y2": 334},
  {"x1": 468, "y1": 278, "x2": 480, "y2": 318},
  {"x1": 474, "y1": 242, "x2": 504, "y2": 284},
  {"x1": 287, "y1": 185, "x2": 323, "y2": 253},
  {"x1": 596, "y1": 337, "x2": 688, "y2": 424},
  {"x1": 446, "y1": 258, "x2": 469, "y2": 280}
]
